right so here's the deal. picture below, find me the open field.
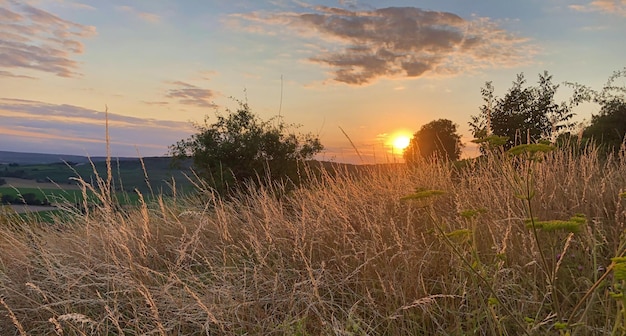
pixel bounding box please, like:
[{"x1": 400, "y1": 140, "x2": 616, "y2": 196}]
[
  {"x1": 2, "y1": 177, "x2": 82, "y2": 190},
  {"x1": 6, "y1": 204, "x2": 59, "y2": 214},
  {"x1": 1, "y1": 146, "x2": 626, "y2": 334},
  {"x1": 1, "y1": 178, "x2": 150, "y2": 209},
  {"x1": 0, "y1": 157, "x2": 193, "y2": 196}
]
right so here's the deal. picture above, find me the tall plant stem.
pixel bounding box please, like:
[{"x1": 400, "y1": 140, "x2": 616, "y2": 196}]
[
  {"x1": 428, "y1": 211, "x2": 530, "y2": 335},
  {"x1": 524, "y1": 160, "x2": 561, "y2": 320}
]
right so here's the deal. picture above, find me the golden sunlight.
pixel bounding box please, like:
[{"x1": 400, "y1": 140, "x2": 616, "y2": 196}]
[{"x1": 391, "y1": 133, "x2": 411, "y2": 151}]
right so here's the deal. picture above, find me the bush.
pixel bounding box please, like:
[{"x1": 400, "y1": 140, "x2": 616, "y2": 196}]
[
  {"x1": 21, "y1": 193, "x2": 41, "y2": 205},
  {"x1": 170, "y1": 101, "x2": 323, "y2": 193},
  {"x1": 1, "y1": 194, "x2": 15, "y2": 204}
]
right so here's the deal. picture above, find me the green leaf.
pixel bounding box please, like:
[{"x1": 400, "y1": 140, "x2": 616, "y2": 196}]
[
  {"x1": 487, "y1": 297, "x2": 499, "y2": 306},
  {"x1": 507, "y1": 143, "x2": 555, "y2": 157},
  {"x1": 526, "y1": 215, "x2": 585, "y2": 233},
  {"x1": 459, "y1": 208, "x2": 487, "y2": 219},
  {"x1": 400, "y1": 190, "x2": 446, "y2": 201},
  {"x1": 613, "y1": 263, "x2": 626, "y2": 281}
]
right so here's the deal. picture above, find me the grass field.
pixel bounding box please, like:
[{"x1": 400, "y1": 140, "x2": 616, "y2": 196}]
[
  {"x1": 1, "y1": 175, "x2": 157, "y2": 206},
  {"x1": 1, "y1": 146, "x2": 626, "y2": 334},
  {"x1": 0, "y1": 157, "x2": 193, "y2": 195}
]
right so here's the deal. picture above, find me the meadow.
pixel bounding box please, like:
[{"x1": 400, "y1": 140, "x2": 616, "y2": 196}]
[{"x1": 1, "y1": 145, "x2": 626, "y2": 335}]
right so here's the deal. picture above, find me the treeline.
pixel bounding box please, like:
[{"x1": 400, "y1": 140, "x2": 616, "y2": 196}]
[
  {"x1": 404, "y1": 68, "x2": 626, "y2": 163},
  {"x1": 1, "y1": 193, "x2": 51, "y2": 206}
]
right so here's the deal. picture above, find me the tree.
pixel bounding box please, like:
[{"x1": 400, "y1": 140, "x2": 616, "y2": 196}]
[
  {"x1": 469, "y1": 71, "x2": 574, "y2": 151},
  {"x1": 1, "y1": 194, "x2": 14, "y2": 204},
  {"x1": 170, "y1": 101, "x2": 323, "y2": 193},
  {"x1": 568, "y1": 68, "x2": 626, "y2": 154},
  {"x1": 21, "y1": 193, "x2": 40, "y2": 205},
  {"x1": 404, "y1": 119, "x2": 463, "y2": 164},
  {"x1": 583, "y1": 101, "x2": 626, "y2": 152}
]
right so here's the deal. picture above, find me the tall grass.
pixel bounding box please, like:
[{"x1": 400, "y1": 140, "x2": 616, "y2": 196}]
[{"x1": 1, "y1": 145, "x2": 626, "y2": 334}]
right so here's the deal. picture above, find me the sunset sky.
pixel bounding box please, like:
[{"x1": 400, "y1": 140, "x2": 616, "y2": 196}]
[{"x1": 1, "y1": 0, "x2": 625, "y2": 163}]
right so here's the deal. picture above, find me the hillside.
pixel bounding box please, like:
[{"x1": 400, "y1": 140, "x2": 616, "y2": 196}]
[
  {"x1": 0, "y1": 151, "x2": 193, "y2": 194},
  {"x1": 0, "y1": 150, "x2": 117, "y2": 165}
]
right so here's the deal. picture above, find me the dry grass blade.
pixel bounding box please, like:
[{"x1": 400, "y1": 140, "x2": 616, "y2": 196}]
[{"x1": 1, "y1": 145, "x2": 626, "y2": 334}]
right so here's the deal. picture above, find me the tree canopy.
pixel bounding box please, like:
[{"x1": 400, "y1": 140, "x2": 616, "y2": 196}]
[
  {"x1": 469, "y1": 71, "x2": 574, "y2": 151},
  {"x1": 170, "y1": 102, "x2": 323, "y2": 193},
  {"x1": 404, "y1": 119, "x2": 463, "y2": 163},
  {"x1": 568, "y1": 68, "x2": 626, "y2": 154}
]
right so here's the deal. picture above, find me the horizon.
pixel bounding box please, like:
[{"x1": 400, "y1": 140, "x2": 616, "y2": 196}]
[{"x1": 1, "y1": 1, "x2": 625, "y2": 164}]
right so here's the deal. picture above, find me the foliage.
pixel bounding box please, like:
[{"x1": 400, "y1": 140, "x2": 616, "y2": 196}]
[
  {"x1": 404, "y1": 119, "x2": 463, "y2": 163},
  {"x1": 469, "y1": 71, "x2": 574, "y2": 151},
  {"x1": 0, "y1": 178, "x2": 5, "y2": 186},
  {"x1": 584, "y1": 102, "x2": 626, "y2": 152},
  {"x1": 1, "y1": 193, "x2": 15, "y2": 204},
  {"x1": 170, "y1": 101, "x2": 323, "y2": 193},
  {"x1": 567, "y1": 68, "x2": 626, "y2": 154},
  {"x1": 21, "y1": 193, "x2": 42, "y2": 206}
]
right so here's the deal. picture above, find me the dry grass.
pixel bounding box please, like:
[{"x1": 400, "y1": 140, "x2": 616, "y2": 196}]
[{"x1": 1, "y1": 146, "x2": 626, "y2": 335}]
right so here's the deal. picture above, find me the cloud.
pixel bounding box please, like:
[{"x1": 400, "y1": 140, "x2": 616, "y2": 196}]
[
  {"x1": 0, "y1": 98, "x2": 195, "y2": 156},
  {"x1": 116, "y1": 5, "x2": 161, "y2": 23},
  {"x1": 0, "y1": 1, "x2": 96, "y2": 78},
  {"x1": 229, "y1": 6, "x2": 535, "y2": 85},
  {"x1": 0, "y1": 70, "x2": 37, "y2": 79},
  {"x1": 570, "y1": 0, "x2": 626, "y2": 16},
  {"x1": 164, "y1": 81, "x2": 218, "y2": 108}
]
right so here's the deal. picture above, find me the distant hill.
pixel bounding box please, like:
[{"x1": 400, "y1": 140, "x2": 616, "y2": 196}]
[
  {"x1": 0, "y1": 151, "x2": 192, "y2": 195},
  {"x1": 0, "y1": 150, "x2": 133, "y2": 165}
]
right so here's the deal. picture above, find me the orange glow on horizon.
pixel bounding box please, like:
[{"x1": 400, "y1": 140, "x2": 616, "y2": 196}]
[
  {"x1": 386, "y1": 131, "x2": 413, "y2": 154},
  {"x1": 392, "y1": 135, "x2": 410, "y2": 150}
]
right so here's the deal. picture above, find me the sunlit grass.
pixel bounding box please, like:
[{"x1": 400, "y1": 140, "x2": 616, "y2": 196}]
[{"x1": 0, "y1": 144, "x2": 626, "y2": 334}]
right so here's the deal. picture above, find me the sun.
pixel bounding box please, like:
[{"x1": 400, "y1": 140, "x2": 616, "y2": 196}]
[{"x1": 392, "y1": 134, "x2": 411, "y2": 151}]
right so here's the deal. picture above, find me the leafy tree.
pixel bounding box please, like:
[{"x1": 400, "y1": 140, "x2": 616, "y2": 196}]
[
  {"x1": 583, "y1": 102, "x2": 626, "y2": 152},
  {"x1": 1, "y1": 194, "x2": 14, "y2": 204},
  {"x1": 404, "y1": 119, "x2": 463, "y2": 163},
  {"x1": 170, "y1": 101, "x2": 323, "y2": 193},
  {"x1": 469, "y1": 71, "x2": 574, "y2": 151},
  {"x1": 567, "y1": 68, "x2": 626, "y2": 154},
  {"x1": 21, "y1": 193, "x2": 40, "y2": 205}
]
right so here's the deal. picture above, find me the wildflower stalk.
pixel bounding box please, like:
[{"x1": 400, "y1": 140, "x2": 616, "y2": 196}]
[
  {"x1": 508, "y1": 143, "x2": 564, "y2": 323},
  {"x1": 402, "y1": 188, "x2": 531, "y2": 335},
  {"x1": 429, "y1": 211, "x2": 530, "y2": 334},
  {"x1": 522, "y1": 160, "x2": 561, "y2": 319},
  {"x1": 567, "y1": 231, "x2": 626, "y2": 324}
]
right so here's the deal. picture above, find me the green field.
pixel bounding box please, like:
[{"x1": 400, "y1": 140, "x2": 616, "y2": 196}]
[
  {"x1": 0, "y1": 157, "x2": 194, "y2": 195},
  {"x1": 0, "y1": 186, "x2": 147, "y2": 205},
  {"x1": 0, "y1": 187, "x2": 88, "y2": 203}
]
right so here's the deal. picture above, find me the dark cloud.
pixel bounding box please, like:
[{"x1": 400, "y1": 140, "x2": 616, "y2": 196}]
[
  {"x1": 0, "y1": 2, "x2": 96, "y2": 78},
  {"x1": 165, "y1": 81, "x2": 218, "y2": 108},
  {"x1": 232, "y1": 6, "x2": 534, "y2": 85},
  {"x1": 0, "y1": 98, "x2": 195, "y2": 157}
]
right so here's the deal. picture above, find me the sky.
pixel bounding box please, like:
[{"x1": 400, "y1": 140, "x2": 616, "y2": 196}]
[{"x1": 1, "y1": 0, "x2": 625, "y2": 164}]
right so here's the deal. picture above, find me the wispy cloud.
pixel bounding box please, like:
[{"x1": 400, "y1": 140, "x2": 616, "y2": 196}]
[
  {"x1": 229, "y1": 6, "x2": 535, "y2": 85},
  {"x1": 0, "y1": 1, "x2": 96, "y2": 78},
  {"x1": 0, "y1": 70, "x2": 37, "y2": 79},
  {"x1": 0, "y1": 98, "x2": 194, "y2": 156},
  {"x1": 164, "y1": 81, "x2": 218, "y2": 108},
  {"x1": 116, "y1": 5, "x2": 161, "y2": 23},
  {"x1": 570, "y1": 0, "x2": 626, "y2": 16}
]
